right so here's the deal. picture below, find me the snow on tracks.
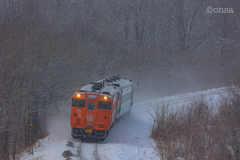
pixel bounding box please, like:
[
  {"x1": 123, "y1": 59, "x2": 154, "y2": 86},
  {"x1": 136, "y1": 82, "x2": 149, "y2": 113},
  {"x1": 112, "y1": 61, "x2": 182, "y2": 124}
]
[
  {"x1": 133, "y1": 86, "x2": 240, "y2": 114},
  {"x1": 69, "y1": 137, "x2": 100, "y2": 160}
]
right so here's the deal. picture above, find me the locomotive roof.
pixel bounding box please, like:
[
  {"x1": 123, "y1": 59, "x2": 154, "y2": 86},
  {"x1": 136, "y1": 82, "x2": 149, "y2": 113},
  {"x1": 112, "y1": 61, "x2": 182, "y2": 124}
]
[{"x1": 78, "y1": 77, "x2": 134, "y2": 96}]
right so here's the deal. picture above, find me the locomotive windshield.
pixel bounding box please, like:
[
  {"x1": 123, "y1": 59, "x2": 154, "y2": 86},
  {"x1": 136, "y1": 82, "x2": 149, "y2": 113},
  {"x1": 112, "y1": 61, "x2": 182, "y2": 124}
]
[
  {"x1": 72, "y1": 99, "x2": 85, "y2": 107},
  {"x1": 98, "y1": 101, "x2": 111, "y2": 110},
  {"x1": 88, "y1": 102, "x2": 95, "y2": 110}
]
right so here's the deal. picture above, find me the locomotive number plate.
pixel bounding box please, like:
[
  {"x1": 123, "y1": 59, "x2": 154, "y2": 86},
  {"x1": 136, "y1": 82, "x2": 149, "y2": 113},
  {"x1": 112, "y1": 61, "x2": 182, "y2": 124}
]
[{"x1": 85, "y1": 129, "x2": 93, "y2": 134}]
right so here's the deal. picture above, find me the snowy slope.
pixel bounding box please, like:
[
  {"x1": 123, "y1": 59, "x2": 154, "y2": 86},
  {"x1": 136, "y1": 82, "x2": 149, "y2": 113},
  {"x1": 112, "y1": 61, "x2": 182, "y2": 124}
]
[{"x1": 19, "y1": 87, "x2": 235, "y2": 160}]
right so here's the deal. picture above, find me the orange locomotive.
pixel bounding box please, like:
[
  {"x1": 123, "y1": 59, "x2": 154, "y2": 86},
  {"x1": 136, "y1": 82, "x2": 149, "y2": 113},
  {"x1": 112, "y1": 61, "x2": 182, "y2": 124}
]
[{"x1": 70, "y1": 76, "x2": 135, "y2": 141}]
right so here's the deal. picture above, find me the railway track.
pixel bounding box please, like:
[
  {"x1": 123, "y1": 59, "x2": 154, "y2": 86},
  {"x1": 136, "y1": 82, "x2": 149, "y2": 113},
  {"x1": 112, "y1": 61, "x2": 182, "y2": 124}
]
[
  {"x1": 69, "y1": 138, "x2": 100, "y2": 160},
  {"x1": 159, "y1": 87, "x2": 240, "y2": 107},
  {"x1": 133, "y1": 87, "x2": 240, "y2": 113}
]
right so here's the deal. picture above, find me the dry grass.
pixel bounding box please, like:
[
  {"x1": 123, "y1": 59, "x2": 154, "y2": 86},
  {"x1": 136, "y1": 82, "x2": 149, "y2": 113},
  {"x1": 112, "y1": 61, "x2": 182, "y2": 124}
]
[{"x1": 150, "y1": 90, "x2": 240, "y2": 160}]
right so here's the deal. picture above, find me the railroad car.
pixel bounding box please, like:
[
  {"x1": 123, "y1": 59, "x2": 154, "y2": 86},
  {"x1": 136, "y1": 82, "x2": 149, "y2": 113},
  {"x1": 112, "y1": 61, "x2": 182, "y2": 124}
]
[{"x1": 70, "y1": 76, "x2": 135, "y2": 141}]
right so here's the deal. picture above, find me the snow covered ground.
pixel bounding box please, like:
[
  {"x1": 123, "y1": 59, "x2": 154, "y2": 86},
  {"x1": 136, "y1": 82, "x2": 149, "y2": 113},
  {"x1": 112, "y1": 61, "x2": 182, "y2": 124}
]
[
  {"x1": 19, "y1": 87, "x2": 235, "y2": 160},
  {"x1": 19, "y1": 101, "x2": 158, "y2": 160}
]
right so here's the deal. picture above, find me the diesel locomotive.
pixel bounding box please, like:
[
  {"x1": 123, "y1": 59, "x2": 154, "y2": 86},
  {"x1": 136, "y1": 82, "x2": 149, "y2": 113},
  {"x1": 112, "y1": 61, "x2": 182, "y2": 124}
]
[{"x1": 70, "y1": 76, "x2": 135, "y2": 141}]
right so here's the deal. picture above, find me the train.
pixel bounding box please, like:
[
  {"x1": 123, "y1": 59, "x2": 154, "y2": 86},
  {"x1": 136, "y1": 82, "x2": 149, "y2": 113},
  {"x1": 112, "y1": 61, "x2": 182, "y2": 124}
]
[{"x1": 70, "y1": 76, "x2": 135, "y2": 141}]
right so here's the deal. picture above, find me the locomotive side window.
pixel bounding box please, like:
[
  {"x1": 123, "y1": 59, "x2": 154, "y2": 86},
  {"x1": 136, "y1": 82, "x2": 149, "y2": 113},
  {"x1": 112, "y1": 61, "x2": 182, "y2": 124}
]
[
  {"x1": 98, "y1": 101, "x2": 111, "y2": 110},
  {"x1": 72, "y1": 99, "x2": 85, "y2": 107},
  {"x1": 88, "y1": 102, "x2": 95, "y2": 110},
  {"x1": 121, "y1": 91, "x2": 132, "y2": 103}
]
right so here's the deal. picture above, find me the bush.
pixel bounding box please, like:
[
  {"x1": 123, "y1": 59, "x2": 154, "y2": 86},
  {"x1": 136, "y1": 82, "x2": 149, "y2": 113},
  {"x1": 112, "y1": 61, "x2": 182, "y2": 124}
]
[
  {"x1": 150, "y1": 92, "x2": 240, "y2": 160},
  {"x1": 62, "y1": 150, "x2": 73, "y2": 159}
]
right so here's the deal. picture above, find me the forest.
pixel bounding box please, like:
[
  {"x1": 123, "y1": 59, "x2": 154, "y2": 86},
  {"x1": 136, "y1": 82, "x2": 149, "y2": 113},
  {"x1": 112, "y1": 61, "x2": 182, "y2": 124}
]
[{"x1": 0, "y1": 0, "x2": 240, "y2": 159}]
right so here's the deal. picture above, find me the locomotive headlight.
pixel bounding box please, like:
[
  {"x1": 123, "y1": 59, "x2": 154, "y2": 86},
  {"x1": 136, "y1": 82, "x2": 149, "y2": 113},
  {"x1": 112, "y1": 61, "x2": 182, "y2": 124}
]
[
  {"x1": 77, "y1": 93, "x2": 81, "y2": 98},
  {"x1": 104, "y1": 96, "x2": 107, "y2": 100}
]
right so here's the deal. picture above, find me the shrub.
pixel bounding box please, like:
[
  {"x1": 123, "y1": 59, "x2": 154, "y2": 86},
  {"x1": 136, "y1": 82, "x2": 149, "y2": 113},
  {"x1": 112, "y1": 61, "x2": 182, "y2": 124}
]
[{"x1": 150, "y1": 93, "x2": 240, "y2": 160}]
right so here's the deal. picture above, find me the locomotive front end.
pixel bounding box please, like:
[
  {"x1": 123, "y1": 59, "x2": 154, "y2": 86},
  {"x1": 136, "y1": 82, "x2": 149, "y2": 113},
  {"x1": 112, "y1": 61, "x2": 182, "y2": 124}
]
[{"x1": 70, "y1": 92, "x2": 112, "y2": 141}]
